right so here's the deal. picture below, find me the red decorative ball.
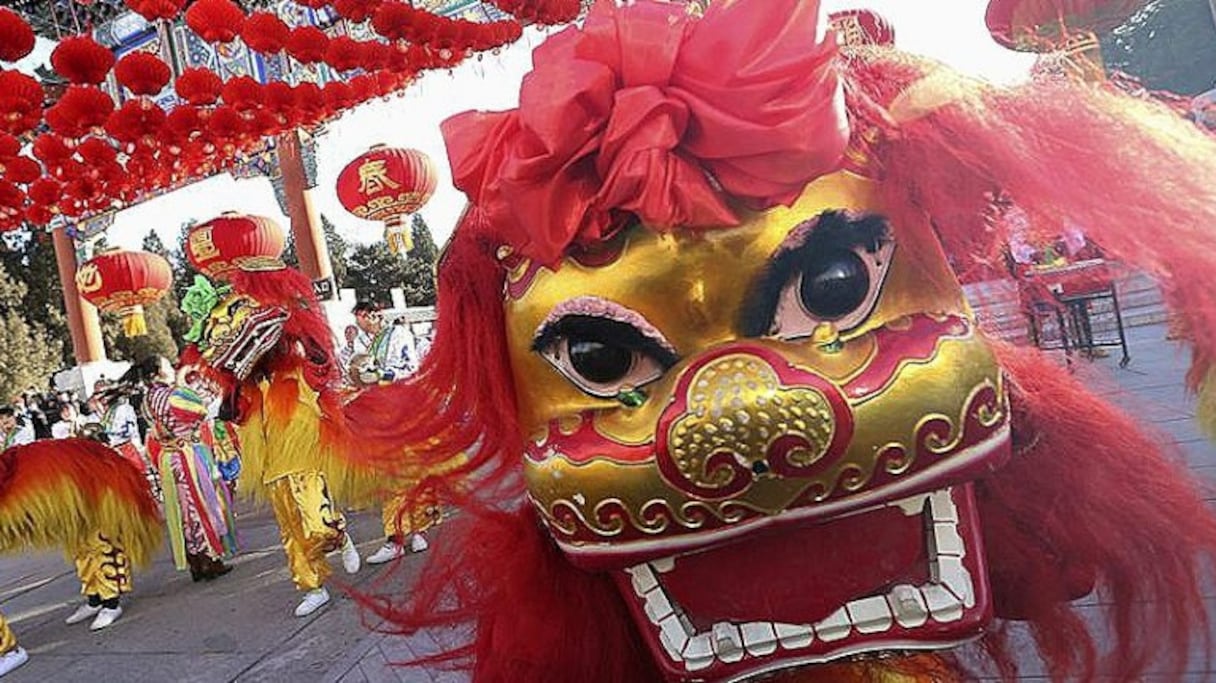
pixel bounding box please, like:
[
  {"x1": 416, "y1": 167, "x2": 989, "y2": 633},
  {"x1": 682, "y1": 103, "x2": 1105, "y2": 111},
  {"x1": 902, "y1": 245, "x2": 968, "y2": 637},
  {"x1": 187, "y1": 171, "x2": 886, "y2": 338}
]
[
  {"x1": 51, "y1": 36, "x2": 116, "y2": 85},
  {"x1": 175, "y1": 67, "x2": 223, "y2": 105},
  {"x1": 241, "y1": 12, "x2": 290, "y2": 54},
  {"x1": 185, "y1": 0, "x2": 246, "y2": 44},
  {"x1": 0, "y1": 8, "x2": 35, "y2": 63},
  {"x1": 124, "y1": 0, "x2": 186, "y2": 22},
  {"x1": 286, "y1": 26, "x2": 329, "y2": 65},
  {"x1": 115, "y1": 51, "x2": 172, "y2": 96}
]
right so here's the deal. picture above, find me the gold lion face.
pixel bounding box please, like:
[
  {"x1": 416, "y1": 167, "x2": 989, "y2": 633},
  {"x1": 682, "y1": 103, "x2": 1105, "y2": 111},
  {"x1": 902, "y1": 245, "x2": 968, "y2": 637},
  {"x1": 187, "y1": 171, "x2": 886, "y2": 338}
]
[
  {"x1": 502, "y1": 171, "x2": 1011, "y2": 678},
  {"x1": 199, "y1": 293, "x2": 289, "y2": 381}
]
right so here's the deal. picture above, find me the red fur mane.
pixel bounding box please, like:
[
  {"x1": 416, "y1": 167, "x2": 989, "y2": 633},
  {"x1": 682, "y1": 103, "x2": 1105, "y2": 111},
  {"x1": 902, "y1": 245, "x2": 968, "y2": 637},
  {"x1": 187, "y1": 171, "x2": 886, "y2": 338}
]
[{"x1": 349, "y1": 48, "x2": 1216, "y2": 682}]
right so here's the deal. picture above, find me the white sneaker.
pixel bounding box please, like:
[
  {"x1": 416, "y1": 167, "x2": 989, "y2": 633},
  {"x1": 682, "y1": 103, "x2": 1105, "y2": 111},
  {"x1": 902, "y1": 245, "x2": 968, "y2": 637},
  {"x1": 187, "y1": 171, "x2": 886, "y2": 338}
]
[
  {"x1": 365, "y1": 541, "x2": 405, "y2": 565},
  {"x1": 340, "y1": 535, "x2": 361, "y2": 574},
  {"x1": 65, "y1": 603, "x2": 102, "y2": 625},
  {"x1": 409, "y1": 533, "x2": 429, "y2": 553},
  {"x1": 294, "y1": 587, "x2": 330, "y2": 617},
  {"x1": 89, "y1": 606, "x2": 122, "y2": 631},
  {"x1": 0, "y1": 647, "x2": 28, "y2": 677}
]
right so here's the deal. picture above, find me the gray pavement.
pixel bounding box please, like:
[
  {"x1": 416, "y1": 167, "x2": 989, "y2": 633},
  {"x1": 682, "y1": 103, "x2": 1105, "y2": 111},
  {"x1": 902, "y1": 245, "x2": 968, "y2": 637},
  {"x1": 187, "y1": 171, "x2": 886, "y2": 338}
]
[{"x1": 5, "y1": 322, "x2": 1216, "y2": 682}]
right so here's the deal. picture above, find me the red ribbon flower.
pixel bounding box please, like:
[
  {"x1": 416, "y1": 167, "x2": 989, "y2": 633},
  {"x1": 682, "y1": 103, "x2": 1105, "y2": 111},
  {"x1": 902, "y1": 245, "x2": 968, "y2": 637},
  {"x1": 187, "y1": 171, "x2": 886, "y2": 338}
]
[{"x1": 442, "y1": 0, "x2": 849, "y2": 267}]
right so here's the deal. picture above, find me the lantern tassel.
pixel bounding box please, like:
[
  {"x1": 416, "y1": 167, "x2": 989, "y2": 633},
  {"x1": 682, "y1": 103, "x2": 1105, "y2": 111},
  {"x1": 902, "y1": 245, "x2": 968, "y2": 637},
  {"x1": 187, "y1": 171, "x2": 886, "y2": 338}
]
[
  {"x1": 385, "y1": 216, "x2": 414, "y2": 255},
  {"x1": 120, "y1": 304, "x2": 148, "y2": 337}
]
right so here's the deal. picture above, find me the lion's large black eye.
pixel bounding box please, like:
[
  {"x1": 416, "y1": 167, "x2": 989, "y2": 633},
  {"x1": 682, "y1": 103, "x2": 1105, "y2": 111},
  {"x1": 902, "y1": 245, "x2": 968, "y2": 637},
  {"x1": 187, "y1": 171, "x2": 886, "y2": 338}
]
[
  {"x1": 568, "y1": 338, "x2": 633, "y2": 384},
  {"x1": 799, "y1": 249, "x2": 871, "y2": 321}
]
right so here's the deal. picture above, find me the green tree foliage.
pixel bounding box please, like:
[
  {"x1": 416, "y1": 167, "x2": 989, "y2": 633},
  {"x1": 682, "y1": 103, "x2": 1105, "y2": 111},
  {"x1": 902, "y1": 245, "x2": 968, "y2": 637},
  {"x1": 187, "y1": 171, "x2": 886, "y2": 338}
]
[
  {"x1": 1101, "y1": 0, "x2": 1216, "y2": 95},
  {"x1": 0, "y1": 259, "x2": 64, "y2": 398},
  {"x1": 343, "y1": 213, "x2": 438, "y2": 307},
  {"x1": 0, "y1": 231, "x2": 70, "y2": 365}
]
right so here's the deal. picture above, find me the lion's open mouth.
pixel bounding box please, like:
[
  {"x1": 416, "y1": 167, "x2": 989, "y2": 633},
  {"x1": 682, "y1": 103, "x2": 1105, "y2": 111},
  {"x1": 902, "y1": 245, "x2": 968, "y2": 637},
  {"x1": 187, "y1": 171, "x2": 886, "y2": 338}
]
[{"x1": 615, "y1": 484, "x2": 989, "y2": 681}]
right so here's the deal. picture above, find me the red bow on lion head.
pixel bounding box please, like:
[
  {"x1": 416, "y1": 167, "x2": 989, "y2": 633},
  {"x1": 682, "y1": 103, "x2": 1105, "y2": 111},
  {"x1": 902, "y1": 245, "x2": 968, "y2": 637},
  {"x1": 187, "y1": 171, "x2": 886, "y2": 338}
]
[{"x1": 442, "y1": 0, "x2": 850, "y2": 266}]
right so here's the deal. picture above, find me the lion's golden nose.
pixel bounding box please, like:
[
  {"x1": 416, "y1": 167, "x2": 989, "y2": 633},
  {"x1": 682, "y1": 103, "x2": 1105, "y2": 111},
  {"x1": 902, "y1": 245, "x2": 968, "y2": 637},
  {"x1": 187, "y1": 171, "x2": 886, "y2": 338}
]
[{"x1": 656, "y1": 345, "x2": 854, "y2": 500}]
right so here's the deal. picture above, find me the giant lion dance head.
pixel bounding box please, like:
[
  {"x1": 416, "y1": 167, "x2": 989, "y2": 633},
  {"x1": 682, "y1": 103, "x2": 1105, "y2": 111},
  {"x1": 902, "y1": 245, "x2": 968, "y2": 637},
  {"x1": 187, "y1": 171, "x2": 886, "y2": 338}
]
[{"x1": 280, "y1": 1, "x2": 1216, "y2": 681}]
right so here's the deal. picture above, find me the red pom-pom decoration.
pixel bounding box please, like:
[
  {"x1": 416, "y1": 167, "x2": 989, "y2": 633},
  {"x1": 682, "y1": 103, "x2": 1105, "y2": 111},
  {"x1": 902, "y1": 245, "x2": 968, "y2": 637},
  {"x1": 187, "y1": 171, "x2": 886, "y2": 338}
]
[
  {"x1": 77, "y1": 138, "x2": 119, "y2": 166},
  {"x1": 105, "y1": 100, "x2": 168, "y2": 144},
  {"x1": 241, "y1": 12, "x2": 290, "y2": 54},
  {"x1": 45, "y1": 85, "x2": 115, "y2": 138},
  {"x1": 175, "y1": 67, "x2": 223, "y2": 105},
  {"x1": 115, "y1": 52, "x2": 171, "y2": 96},
  {"x1": 324, "y1": 36, "x2": 364, "y2": 72},
  {"x1": 221, "y1": 76, "x2": 264, "y2": 112},
  {"x1": 2, "y1": 155, "x2": 40, "y2": 184},
  {"x1": 286, "y1": 26, "x2": 329, "y2": 65},
  {"x1": 0, "y1": 133, "x2": 17, "y2": 159},
  {"x1": 124, "y1": 0, "x2": 186, "y2": 22},
  {"x1": 185, "y1": 0, "x2": 246, "y2": 44},
  {"x1": 0, "y1": 8, "x2": 35, "y2": 63},
  {"x1": 32, "y1": 134, "x2": 72, "y2": 167},
  {"x1": 51, "y1": 36, "x2": 116, "y2": 85},
  {"x1": 0, "y1": 70, "x2": 44, "y2": 136}
]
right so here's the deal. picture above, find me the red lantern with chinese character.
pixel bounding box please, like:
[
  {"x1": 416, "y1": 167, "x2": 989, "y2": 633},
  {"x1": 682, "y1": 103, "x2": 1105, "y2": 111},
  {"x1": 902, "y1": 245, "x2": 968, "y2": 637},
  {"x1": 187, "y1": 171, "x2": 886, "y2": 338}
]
[
  {"x1": 828, "y1": 9, "x2": 895, "y2": 47},
  {"x1": 336, "y1": 144, "x2": 437, "y2": 254},
  {"x1": 184, "y1": 211, "x2": 287, "y2": 280},
  {"x1": 76, "y1": 248, "x2": 173, "y2": 336}
]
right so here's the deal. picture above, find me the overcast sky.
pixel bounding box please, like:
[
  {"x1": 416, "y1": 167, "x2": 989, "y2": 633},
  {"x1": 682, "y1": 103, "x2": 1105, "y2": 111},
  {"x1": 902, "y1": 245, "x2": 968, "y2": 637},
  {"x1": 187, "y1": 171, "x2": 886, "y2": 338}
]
[{"x1": 73, "y1": 1, "x2": 1034, "y2": 251}]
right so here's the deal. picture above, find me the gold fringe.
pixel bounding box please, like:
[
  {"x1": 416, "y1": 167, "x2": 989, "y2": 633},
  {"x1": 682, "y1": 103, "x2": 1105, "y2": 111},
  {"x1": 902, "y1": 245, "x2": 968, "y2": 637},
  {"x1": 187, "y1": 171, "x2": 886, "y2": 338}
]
[
  {"x1": 0, "y1": 447, "x2": 163, "y2": 568},
  {"x1": 1198, "y1": 368, "x2": 1216, "y2": 441},
  {"x1": 233, "y1": 373, "x2": 380, "y2": 508}
]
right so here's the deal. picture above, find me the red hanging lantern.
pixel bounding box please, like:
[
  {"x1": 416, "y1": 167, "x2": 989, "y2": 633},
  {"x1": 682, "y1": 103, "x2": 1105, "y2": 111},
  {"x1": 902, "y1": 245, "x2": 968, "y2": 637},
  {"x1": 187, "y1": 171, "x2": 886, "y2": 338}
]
[
  {"x1": 125, "y1": 0, "x2": 186, "y2": 22},
  {"x1": 115, "y1": 51, "x2": 172, "y2": 96},
  {"x1": 76, "y1": 248, "x2": 173, "y2": 336},
  {"x1": 0, "y1": 70, "x2": 45, "y2": 136},
  {"x1": 185, "y1": 0, "x2": 247, "y2": 44},
  {"x1": 241, "y1": 12, "x2": 290, "y2": 54},
  {"x1": 336, "y1": 144, "x2": 437, "y2": 254},
  {"x1": 286, "y1": 26, "x2": 329, "y2": 65},
  {"x1": 828, "y1": 9, "x2": 895, "y2": 47},
  {"x1": 51, "y1": 36, "x2": 116, "y2": 85},
  {"x1": 46, "y1": 85, "x2": 114, "y2": 138},
  {"x1": 185, "y1": 211, "x2": 287, "y2": 280},
  {"x1": 2, "y1": 155, "x2": 40, "y2": 184},
  {"x1": 0, "y1": 8, "x2": 35, "y2": 63},
  {"x1": 324, "y1": 35, "x2": 364, "y2": 72},
  {"x1": 175, "y1": 67, "x2": 224, "y2": 105}
]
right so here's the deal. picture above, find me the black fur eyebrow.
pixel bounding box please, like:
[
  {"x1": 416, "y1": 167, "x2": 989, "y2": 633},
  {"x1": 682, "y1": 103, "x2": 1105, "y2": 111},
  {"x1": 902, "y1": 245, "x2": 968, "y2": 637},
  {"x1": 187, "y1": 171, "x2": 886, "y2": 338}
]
[
  {"x1": 738, "y1": 211, "x2": 891, "y2": 337},
  {"x1": 532, "y1": 315, "x2": 680, "y2": 369}
]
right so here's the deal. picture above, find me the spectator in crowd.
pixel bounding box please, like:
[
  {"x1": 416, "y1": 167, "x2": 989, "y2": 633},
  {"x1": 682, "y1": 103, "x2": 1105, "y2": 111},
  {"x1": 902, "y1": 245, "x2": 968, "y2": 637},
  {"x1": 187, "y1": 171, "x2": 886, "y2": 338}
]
[
  {"x1": 0, "y1": 407, "x2": 33, "y2": 449},
  {"x1": 51, "y1": 402, "x2": 84, "y2": 439}
]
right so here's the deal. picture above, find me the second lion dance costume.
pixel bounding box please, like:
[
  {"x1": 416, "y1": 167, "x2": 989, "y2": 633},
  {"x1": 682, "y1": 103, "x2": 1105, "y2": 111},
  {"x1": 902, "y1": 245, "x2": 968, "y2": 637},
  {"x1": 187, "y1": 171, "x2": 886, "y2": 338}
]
[
  {"x1": 0, "y1": 437, "x2": 163, "y2": 675},
  {"x1": 289, "y1": 1, "x2": 1216, "y2": 681},
  {"x1": 178, "y1": 256, "x2": 365, "y2": 617}
]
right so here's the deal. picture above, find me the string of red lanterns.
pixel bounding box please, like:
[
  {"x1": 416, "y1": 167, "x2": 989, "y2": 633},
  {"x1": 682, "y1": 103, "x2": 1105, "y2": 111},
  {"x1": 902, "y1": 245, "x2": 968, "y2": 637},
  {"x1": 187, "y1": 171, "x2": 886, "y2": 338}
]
[{"x1": 0, "y1": 0, "x2": 585, "y2": 232}]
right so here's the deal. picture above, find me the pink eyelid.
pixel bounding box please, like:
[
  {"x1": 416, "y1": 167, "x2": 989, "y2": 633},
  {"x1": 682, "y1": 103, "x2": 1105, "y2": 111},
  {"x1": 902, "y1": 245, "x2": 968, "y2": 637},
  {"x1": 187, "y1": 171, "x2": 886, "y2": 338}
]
[{"x1": 535, "y1": 296, "x2": 677, "y2": 356}]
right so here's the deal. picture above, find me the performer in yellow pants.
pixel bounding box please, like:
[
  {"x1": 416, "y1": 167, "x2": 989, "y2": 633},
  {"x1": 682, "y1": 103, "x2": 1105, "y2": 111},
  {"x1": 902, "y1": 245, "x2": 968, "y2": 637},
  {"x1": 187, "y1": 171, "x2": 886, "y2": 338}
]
[
  {"x1": 64, "y1": 533, "x2": 132, "y2": 630},
  {"x1": 267, "y1": 472, "x2": 350, "y2": 599},
  {"x1": 365, "y1": 490, "x2": 442, "y2": 564},
  {"x1": 0, "y1": 612, "x2": 28, "y2": 677}
]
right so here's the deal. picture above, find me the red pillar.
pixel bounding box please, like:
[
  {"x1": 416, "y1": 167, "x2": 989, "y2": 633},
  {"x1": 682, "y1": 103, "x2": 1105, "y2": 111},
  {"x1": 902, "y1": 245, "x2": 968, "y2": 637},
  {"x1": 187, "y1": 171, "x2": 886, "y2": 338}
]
[
  {"x1": 277, "y1": 132, "x2": 334, "y2": 284},
  {"x1": 51, "y1": 228, "x2": 106, "y2": 364}
]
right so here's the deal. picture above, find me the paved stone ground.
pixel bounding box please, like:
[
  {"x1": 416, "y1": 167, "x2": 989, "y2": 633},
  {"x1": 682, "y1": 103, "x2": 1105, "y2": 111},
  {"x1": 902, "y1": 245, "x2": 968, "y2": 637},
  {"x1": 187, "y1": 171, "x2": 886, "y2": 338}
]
[{"x1": 4, "y1": 322, "x2": 1215, "y2": 682}]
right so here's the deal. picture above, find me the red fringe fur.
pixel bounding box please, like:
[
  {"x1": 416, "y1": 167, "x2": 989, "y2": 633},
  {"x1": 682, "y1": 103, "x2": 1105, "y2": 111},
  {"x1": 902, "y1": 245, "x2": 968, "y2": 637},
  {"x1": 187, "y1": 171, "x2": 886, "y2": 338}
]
[{"x1": 0, "y1": 439, "x2": 163, "y2": 567}]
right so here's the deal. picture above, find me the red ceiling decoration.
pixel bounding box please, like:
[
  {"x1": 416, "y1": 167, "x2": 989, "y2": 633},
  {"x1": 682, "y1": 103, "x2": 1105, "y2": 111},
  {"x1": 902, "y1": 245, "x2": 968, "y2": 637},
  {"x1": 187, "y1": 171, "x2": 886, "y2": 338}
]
[{"x1": 0, "y1": 0, "x2": 587, "y2": 232}]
